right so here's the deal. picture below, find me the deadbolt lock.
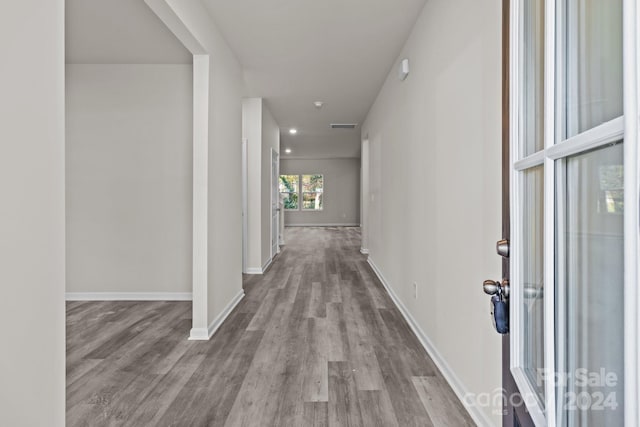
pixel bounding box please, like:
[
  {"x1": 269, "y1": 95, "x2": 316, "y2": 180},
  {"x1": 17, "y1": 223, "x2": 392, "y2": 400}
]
[{"x1": 496, "y1": 239, "x2": 509, "y2": 258}]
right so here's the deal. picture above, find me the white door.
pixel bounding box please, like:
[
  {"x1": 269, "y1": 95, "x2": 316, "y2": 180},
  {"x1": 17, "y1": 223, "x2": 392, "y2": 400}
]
[
  {"x1": 272, "y1": 149, "x2": 279, "y2": 257},
  {"x1": 507, "y1": 0, "x2": 639, "y2": 425}
]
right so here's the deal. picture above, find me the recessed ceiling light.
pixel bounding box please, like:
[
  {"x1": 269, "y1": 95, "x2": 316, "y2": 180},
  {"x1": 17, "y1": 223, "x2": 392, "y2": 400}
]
[
  {"x1": 285, "y1": 148, "x2": 292, "y2": 154},
  {"x1": 289, "y1": 128, "x2": 297, "y2": 135},
  {"x1": 314, "y1": 101, "x2": 324, "y2": 109}
]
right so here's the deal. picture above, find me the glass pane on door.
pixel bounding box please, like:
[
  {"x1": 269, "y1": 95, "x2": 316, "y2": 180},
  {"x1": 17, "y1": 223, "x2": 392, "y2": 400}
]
[
  {"x1": 555, "y1": 141, "x2": 624, "y2": 426},
  {"x1": 522, "y1": 0, "x2": 545, "y2": 156},
  {"x1": 521, "y1": 165, "x2": 545, "y2": 405},
  {"x1": 561, "y1": 0, "x2": 623, "y2": 138}
]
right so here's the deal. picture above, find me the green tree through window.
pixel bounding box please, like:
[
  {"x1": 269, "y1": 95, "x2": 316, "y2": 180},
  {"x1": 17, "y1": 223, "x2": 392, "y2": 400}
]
[
  {"x1": 279, "y1": 175, "x2": 299, "y2": 210},
  {"x1": 302, "y1": 174, "x2": 323, "y2": 210},
  {"x1": 279, "y1": 174, "x2": 323, "y2": 211}
]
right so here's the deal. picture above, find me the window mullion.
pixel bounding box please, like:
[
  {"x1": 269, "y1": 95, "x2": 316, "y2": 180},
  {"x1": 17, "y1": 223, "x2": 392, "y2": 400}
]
[{"x1": 543, "y1": 0, "x2": 557, "y2": 424}]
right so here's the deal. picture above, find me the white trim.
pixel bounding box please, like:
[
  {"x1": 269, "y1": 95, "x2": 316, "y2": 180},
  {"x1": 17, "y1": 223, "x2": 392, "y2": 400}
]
[
  {"x1": 285, "y1": 223, "x2": 359, "y2": 227},
  {"x1": 514, "y1": 150, "x2": 545, "y2": 171},
  {"x1": 623, "y1": 0, "x2": 640, "y2": 424},
  {"x1": 65, "y1": 292, "x2": 193, "y2": 301},
  {"x1": 547, "y1": 116, "x2": 624, "y2": 160},
  {"x1": 188, "y1": 327, "x2": 210, "y2": 340},
  {"x1": 554, "y1": 155, "x2": 568, "y2": 421},
  {"x1": 367, "y1": 258, "x2": 495, "y2": 427},
  {"x1": 245, "y1": 257, "x2": 273, "y2": 275},
  {"x1": 189, "y1": 289, "x2": 245, "y2": 340},
  {"x1": 509, "y1": 0, "x2": 522, "y2": 411},
  {"x1": 263, "y1": 257, "x2": 273, "y2": 272},
  {"x1": 509, "y1": 0, "x2": 549, "y2": 424},
  {"x1": 542, "y1": 0, "x2": 557, "y2": 422},
  {"x1": 360, "y1": 248, "x2": 369, "y2": 255}
]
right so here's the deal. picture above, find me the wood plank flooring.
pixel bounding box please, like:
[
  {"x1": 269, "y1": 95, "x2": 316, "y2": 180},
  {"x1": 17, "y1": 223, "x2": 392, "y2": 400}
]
[{"x1": 67, "y1": 227, "x2": 476, "y2": 426}]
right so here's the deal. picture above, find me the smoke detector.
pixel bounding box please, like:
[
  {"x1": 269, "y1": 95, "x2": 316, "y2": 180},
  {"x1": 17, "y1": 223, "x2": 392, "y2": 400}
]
[{"x1": 314, "y1": 101, "x2": 324, "y2": 109}]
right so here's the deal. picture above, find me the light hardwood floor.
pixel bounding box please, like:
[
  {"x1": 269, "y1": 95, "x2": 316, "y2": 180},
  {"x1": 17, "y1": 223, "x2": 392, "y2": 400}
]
[{"x1": 67, "y1": 227, "x2": 476, "y2": 426}]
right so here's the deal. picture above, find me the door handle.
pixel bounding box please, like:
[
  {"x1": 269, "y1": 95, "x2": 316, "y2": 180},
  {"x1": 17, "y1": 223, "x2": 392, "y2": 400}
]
[
  {"x1": 483, "y1": 238, "x2": 511, "y2": 334},
  {"x1": 483, "y1": 279, "x2": 510, "y2": 298}
]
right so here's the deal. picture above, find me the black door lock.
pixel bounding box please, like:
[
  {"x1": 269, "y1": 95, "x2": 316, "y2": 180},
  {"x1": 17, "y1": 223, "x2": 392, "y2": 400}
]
[{"x1": 483, "y1": 279, "x2": 509, "y2": 334}]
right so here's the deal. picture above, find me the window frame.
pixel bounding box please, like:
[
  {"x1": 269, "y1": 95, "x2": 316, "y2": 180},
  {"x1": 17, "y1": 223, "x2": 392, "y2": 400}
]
[
  {"x1": 279, "y1": 174, "x2": 300, "y2": 211},
  {"x1": 301, "y1": 174, "x2": 324, "y2": 212},
  {"x1": 509, "y1": 0, "x2": 637, "y2": 424},
  {"x1": 278, "y1": 173, "x2": 324, "y2": 212}
]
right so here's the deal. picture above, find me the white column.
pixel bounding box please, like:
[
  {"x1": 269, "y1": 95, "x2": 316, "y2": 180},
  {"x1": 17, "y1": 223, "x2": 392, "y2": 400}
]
[{"x1": 189, "y1": 54, "x2": 210, "y2": 339}]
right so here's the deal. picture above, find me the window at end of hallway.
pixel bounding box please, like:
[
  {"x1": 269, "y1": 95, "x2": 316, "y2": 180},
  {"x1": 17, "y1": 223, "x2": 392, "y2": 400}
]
[
  {"x1": 279, "y1": 175, "x2": 299, "y2": 210},
  {"x1": 302, "y1": 174, "x2": 323, "y2": 211}
]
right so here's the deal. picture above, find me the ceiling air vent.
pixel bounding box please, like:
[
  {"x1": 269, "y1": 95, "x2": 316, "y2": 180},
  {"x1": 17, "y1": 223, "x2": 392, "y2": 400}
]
[{"x1": 330, "y1": 123, "x2": 358, "y2": 129}]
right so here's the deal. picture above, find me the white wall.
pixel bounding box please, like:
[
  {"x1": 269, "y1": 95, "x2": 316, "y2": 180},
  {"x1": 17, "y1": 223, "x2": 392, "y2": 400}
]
[
  {"x1": 261, "y1": 105, "x2": 280, "y2": 262},
  {"x1": 206, "y1": 48, "x2": 244, "y2": 324},
  {"x1": 0, "y1": 0, "x2": 65, "y2": 425},
  {"x1": 361, "y1": 0, "x2": 503, "y2": 425},
  {"x1": 242, "y1": 98, "x2": 280, "y2": 271},
  {"x1": 242, "y1": 98, "x2": 263, "y2": 270},
  {"x1": 66, "y1": 64, "x2": 193, "y2": 295},
  {"x1": 280, "y1": 158, "x2": 360, "y2": 226},
  {"x1": 360, "y1": 140, "x2": 370, "y2": 252},
  {"x1": 156, "y1": 0, "x2": 246, "y2": 326},
  {"x1": 143, "y1": 0, "x2": 246, "y2": 333}
]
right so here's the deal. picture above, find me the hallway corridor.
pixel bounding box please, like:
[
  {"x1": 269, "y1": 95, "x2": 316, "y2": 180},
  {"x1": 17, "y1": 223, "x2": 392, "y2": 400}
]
[{"x1": 66, "y1": 227, "x2": 475, "y2": 426}]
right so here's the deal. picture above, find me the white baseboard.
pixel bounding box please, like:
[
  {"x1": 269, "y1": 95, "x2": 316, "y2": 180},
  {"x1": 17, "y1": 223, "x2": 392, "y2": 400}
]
[
  {"x1": 285, "y1": 223, "x2": 359, "y2": 227},
  {"x1": 360, "y1": 248, "x2": 370, "y2": 255},
  {"x1": 189, "y1": 289, "x2": 245, "y2": 341},
  {"x1": 65, "y1": 292, "x2": 192, "y2": 301},
  {"x1": 188, "y1": 327, "x2": 210, "y2": 340},
  {"x1": 367, "y1": 258, "x2": 495, "y2": 427},
  {"x1": 262, "y1": 257, "x2": 272, "y2": 272},
  {"x1": 246, "y1": 256, "x2": 273, "y2": 275}
]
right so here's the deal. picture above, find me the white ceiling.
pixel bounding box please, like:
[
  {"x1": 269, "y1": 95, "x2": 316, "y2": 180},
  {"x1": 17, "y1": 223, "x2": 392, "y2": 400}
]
[
  {"x1": 204, "y1": 0, "x2": 427, "y2": 158},
  {"x1": 66, "y1": 0, "x2": 427, "y2": 158}
]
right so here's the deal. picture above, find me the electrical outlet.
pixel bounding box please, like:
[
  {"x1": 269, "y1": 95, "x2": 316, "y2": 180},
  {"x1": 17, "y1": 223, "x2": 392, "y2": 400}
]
[{"x1": 413, "y1": 282, "x2": 418, "y2": 299}]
